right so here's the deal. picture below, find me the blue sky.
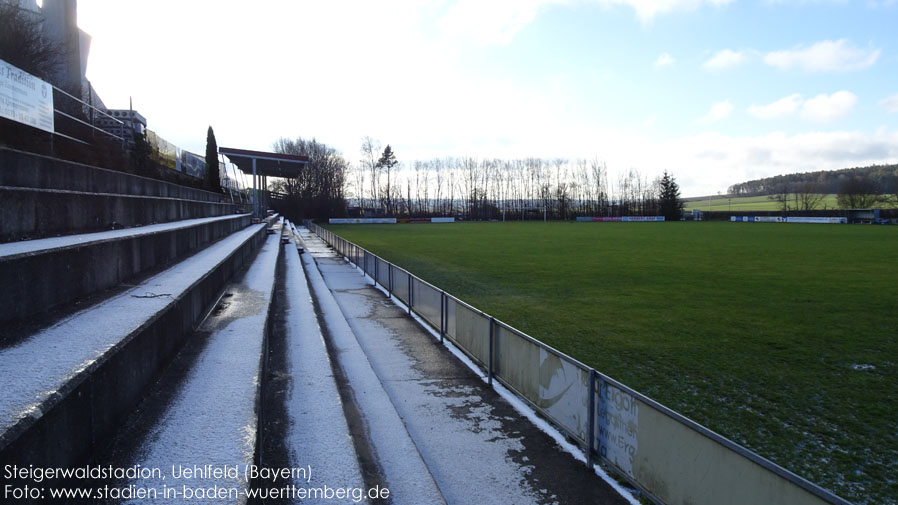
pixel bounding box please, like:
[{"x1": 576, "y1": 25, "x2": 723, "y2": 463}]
[{"x1": 77, "y1": 0, "x2": 898, "y2": 196}]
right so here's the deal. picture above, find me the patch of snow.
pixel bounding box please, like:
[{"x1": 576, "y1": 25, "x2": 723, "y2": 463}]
[
  {"x1": 0, "y1": 222, "x2": 266, "y2": 434},
  {"x1": 281, "y1": 229, "x2": 367, "y2": 497},
  {"x1": 125, "y1": 226, "x2": 282, "y2": 504},
  {"x1": 0, "y1": 214, "x2": 251, "y2": 258},
  {"x1": 299, "y1": 237, "x2": 446, "y2": 505}
]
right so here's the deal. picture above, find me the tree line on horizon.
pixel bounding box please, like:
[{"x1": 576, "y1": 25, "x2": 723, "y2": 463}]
[
  {"x1": 727, "y1": 164, "x2": 898, "y2": 210},
  {"x1": 268, "y1": 136, "x2": 683, "y2": 221}
]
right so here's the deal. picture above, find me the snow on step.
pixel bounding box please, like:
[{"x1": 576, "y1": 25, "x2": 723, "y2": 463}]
[
  {"x1": 281, "y1": 225, "x2": 367, "y2": 502},
  {"x1": 0, "y1": 213, "x2": 250, "y2": 259},
  {"x1": 298, "y1": 227, "x2": 447, "y2": 505},
  {"x1": 118, "y1": 220, "x2": 282, "y2": 505},
  {"x1": 0, "y1": 221, "x2": 266, "y2": 437}
]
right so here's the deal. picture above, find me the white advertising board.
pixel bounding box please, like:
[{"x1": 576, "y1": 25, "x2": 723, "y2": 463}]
[
  {"x1": 0, "y1": 59, "x2": 54, "y2": 133},
  {"x1": 329, "y1": 218, "x2": 397, "y2": 224},
  {"x1": 595, "y1": 378, "x2": 638, "y2": 477},
  {"x1": 784, "y1": 216, "x2": 847, "y2": 224},
  {"x1": 431, "y1": 217, "x2": 455, "y2": 223}
]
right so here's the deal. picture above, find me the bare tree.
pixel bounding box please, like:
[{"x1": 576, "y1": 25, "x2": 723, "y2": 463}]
[
  {"x1": 0, "y1": 3, "x2": 61, "y2": 80},
  {"x1": 792, "y1": 181, "x2": 825, "y2": 211},
  {"x1": 768, "y1": 182, "x2": 792, "y2": 212},
  {"x1": 360, "y1": 136, "x2": 381, "y2": 213},
  {"x1": 837, "y1": 177, "x2": 885, "y2": 209},
  {"x1": 272, "y1": 137, "x2": 348, "y2": 219}
]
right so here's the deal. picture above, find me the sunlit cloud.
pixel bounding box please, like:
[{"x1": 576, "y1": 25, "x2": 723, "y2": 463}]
[
  {"x1": 879, "y1": 94, "x2": 898, "y2": 113},
  {"x1": 702, "y1": 49, "x2": 749, "y2": 70},
  {"x1": 696, "y1": 100, "x2": 734, "y2": 123},
  {"x1": 654, "y1": 52, "x2": 675, "y2": 68},
  {"x1": 748, "y1": 94, "x2": 803, "y2": 119},
  {"x1": 800, "y1": 91, "x2": 857, "y2": 122},
  {"x1": 598, "y1": 0, "x2": 735, "y2": 22},
  {"x1": 764, "y1": 39, "x2": 880, "y2": 72}
]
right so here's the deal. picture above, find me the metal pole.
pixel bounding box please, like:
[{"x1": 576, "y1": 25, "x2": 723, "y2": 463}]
[
  {"x1": 374, "y1": 257, "x2": 378, "y2": 287},
  {"x1": 440, "y1": 291, "x2": 445, "y2": 343},
  {"x1": 408, "y1": 274, "x2": 412, "y2": 314},
  {"x1": 252, "y1": 158, "x2": 258, "y2": 218},
  {"x1": 488, "y1": 317, "x2": 495, "y2": 385},
  {"x1": 88, "y1": 81, "x2": 94, "y2": 140},
  {"x1": 587, "y1": 369, "x2": 597, "y2": 468},
  {"x1": 388, "y1": 263, "x2": 393, "y2": 298}
]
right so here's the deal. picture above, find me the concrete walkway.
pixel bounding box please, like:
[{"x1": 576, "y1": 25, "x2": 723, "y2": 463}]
[{"x1": 295, "y1": 226, "x2": 631, "y2": 505}]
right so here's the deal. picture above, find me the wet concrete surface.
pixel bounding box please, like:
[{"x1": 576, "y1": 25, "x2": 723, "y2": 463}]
[
  {"x1": 299, "y1": 227, "x2": 629, "y2": 505},
  {"x1": 77, "y1": 230, "x2": 282, "y2": 504}
]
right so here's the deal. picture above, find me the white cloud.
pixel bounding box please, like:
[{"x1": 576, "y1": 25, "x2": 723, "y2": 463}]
[
  {"x1": 696, "y1": 100, "x2": 734, "y2": 123},
  {"x1": 598, "y1": 0, "x2": 735, "y2": 22},
  {"x1": 764, "y1": 39, "x2": 880, "y2": 72},
  {"x1": 748, "y1": 94, "x2": 803, "y2": 119},
  {"x1": 438, "y1": 0, "x2": 737, "y2": 44},
  {"x1": 438, "y1": 0, "x2": 552, "y2": 45},
  {"x1": 880, "y1": 94, "x2": 898, "y2": 113},
  {"x1": 654, "y1": 52, "x2": 675, "y2": 68},
  {"x1": 703, "y1": 49, "x2": 748, "y2": 70},
  {"x1": 800, "y1": 91, "x2": 858, "y2": 122}
]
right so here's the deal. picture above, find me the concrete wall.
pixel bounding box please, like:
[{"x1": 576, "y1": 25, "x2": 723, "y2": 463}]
[{"x1": 0, "y1": 214, "x2": 252, "y2": 324}]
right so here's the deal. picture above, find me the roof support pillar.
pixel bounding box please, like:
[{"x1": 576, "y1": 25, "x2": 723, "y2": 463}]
[{"x1": 252, "y1": 157, "x2": 258, "y2": 218}]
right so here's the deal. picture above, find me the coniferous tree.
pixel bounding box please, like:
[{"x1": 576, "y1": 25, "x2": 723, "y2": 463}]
[
  {"x1": 377, "y1": 145, "x2": 399, "y2": 215},
  {"x1": 658, "y1": 171, "x2": 683, "y2": 221},
  {"x1": 205, "y1": 126, "x2": 220, "y2": 192}
]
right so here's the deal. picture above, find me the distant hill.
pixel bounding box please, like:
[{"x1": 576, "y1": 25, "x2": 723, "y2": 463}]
[{"x1": 727, "y1": 164, "x2": 898, "y2": 196}]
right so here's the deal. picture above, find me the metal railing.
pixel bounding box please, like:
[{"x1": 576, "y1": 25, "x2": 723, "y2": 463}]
[
  {"x1": 51, "y1": 85, "x2": 126, "y2": 148},
  {"x1": 307, "y1": 222, "x2": 853, "y2": 505}
]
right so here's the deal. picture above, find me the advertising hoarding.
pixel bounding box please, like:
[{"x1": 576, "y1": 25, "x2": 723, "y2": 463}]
[{"x1": 0, "y1": 59, "x2": 54, "y2": 133}]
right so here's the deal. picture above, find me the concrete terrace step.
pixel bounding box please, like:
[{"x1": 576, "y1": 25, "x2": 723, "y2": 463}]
[
  {"x1": 275, "y1": 223, "x2": 369, "y2": 500},
  {"x1": 0, "y1": 147, "x2": 226, "y2": 203},
  {"x1": 0, "y1": 217, "x2": 276, "y2": 473},
  {"x1": 0, "y1": 213, "x2": 252, "y2": 324},
  {"x1": 294, "y1": 224, "x2": 447, "y2": 505},
  {"x1": 87, "y1": 221, "x2": 283, "y2": 505},
  {"x1": 0, "y1": 186, "x2": 244, "y2": 242}
]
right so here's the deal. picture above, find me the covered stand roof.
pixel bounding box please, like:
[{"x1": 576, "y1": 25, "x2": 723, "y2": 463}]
[{"x1": 219, "y1": 147, "x2": 310, "y2": 178}]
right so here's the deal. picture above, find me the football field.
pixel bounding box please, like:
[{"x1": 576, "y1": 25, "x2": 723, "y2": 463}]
[{"x1": 324, "y1": 221, "x2": 897, "y2": 504}]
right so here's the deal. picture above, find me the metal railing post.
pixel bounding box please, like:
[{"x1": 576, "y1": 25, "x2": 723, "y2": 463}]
[
  {"x1": 408, "y1": 274, "x2": 413, "y2": 314},
  {"x1": 440, "y1": 291, "x2": 445, "y2": 344},
  {"x1": 587, "y1": 369, "x2": 597, "y2": 468},
  {"x1": 374, "y1": 257, "x2": 378, "y2": 287},
  {"x1": 388, "y1": 263, "x2": 393, "y2": 297},
  {"x1": 488, "y1": 316, "x2": 495, "y2": 385}
]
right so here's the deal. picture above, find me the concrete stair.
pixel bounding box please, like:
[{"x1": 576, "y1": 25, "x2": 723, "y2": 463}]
[
  {"x1": 0, "y1": 148, "x2": 245, "y2": 242},
  {"x1": 0, "y1": 217, "x2": 276, "y2": 475},
  {"x1": 0, "y1": 213, "x2": 253, "y2": 324},
  {"x1": 0, "y1": 150, "x2": 282, "y2": 502}
]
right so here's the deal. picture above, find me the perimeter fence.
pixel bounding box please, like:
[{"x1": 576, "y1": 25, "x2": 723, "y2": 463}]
[{"x1": 306, "y1": 222, "x2": 852, "y2": 505}]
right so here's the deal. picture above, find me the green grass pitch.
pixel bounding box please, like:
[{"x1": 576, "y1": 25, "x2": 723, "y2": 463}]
[{"x1": 324, "y1": 221, "x2": 897, "y2": 504}]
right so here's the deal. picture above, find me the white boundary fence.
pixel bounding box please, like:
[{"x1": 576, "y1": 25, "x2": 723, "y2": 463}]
[{"x1": 307, "y1": 222, "x2": 853, "y2": 505}]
